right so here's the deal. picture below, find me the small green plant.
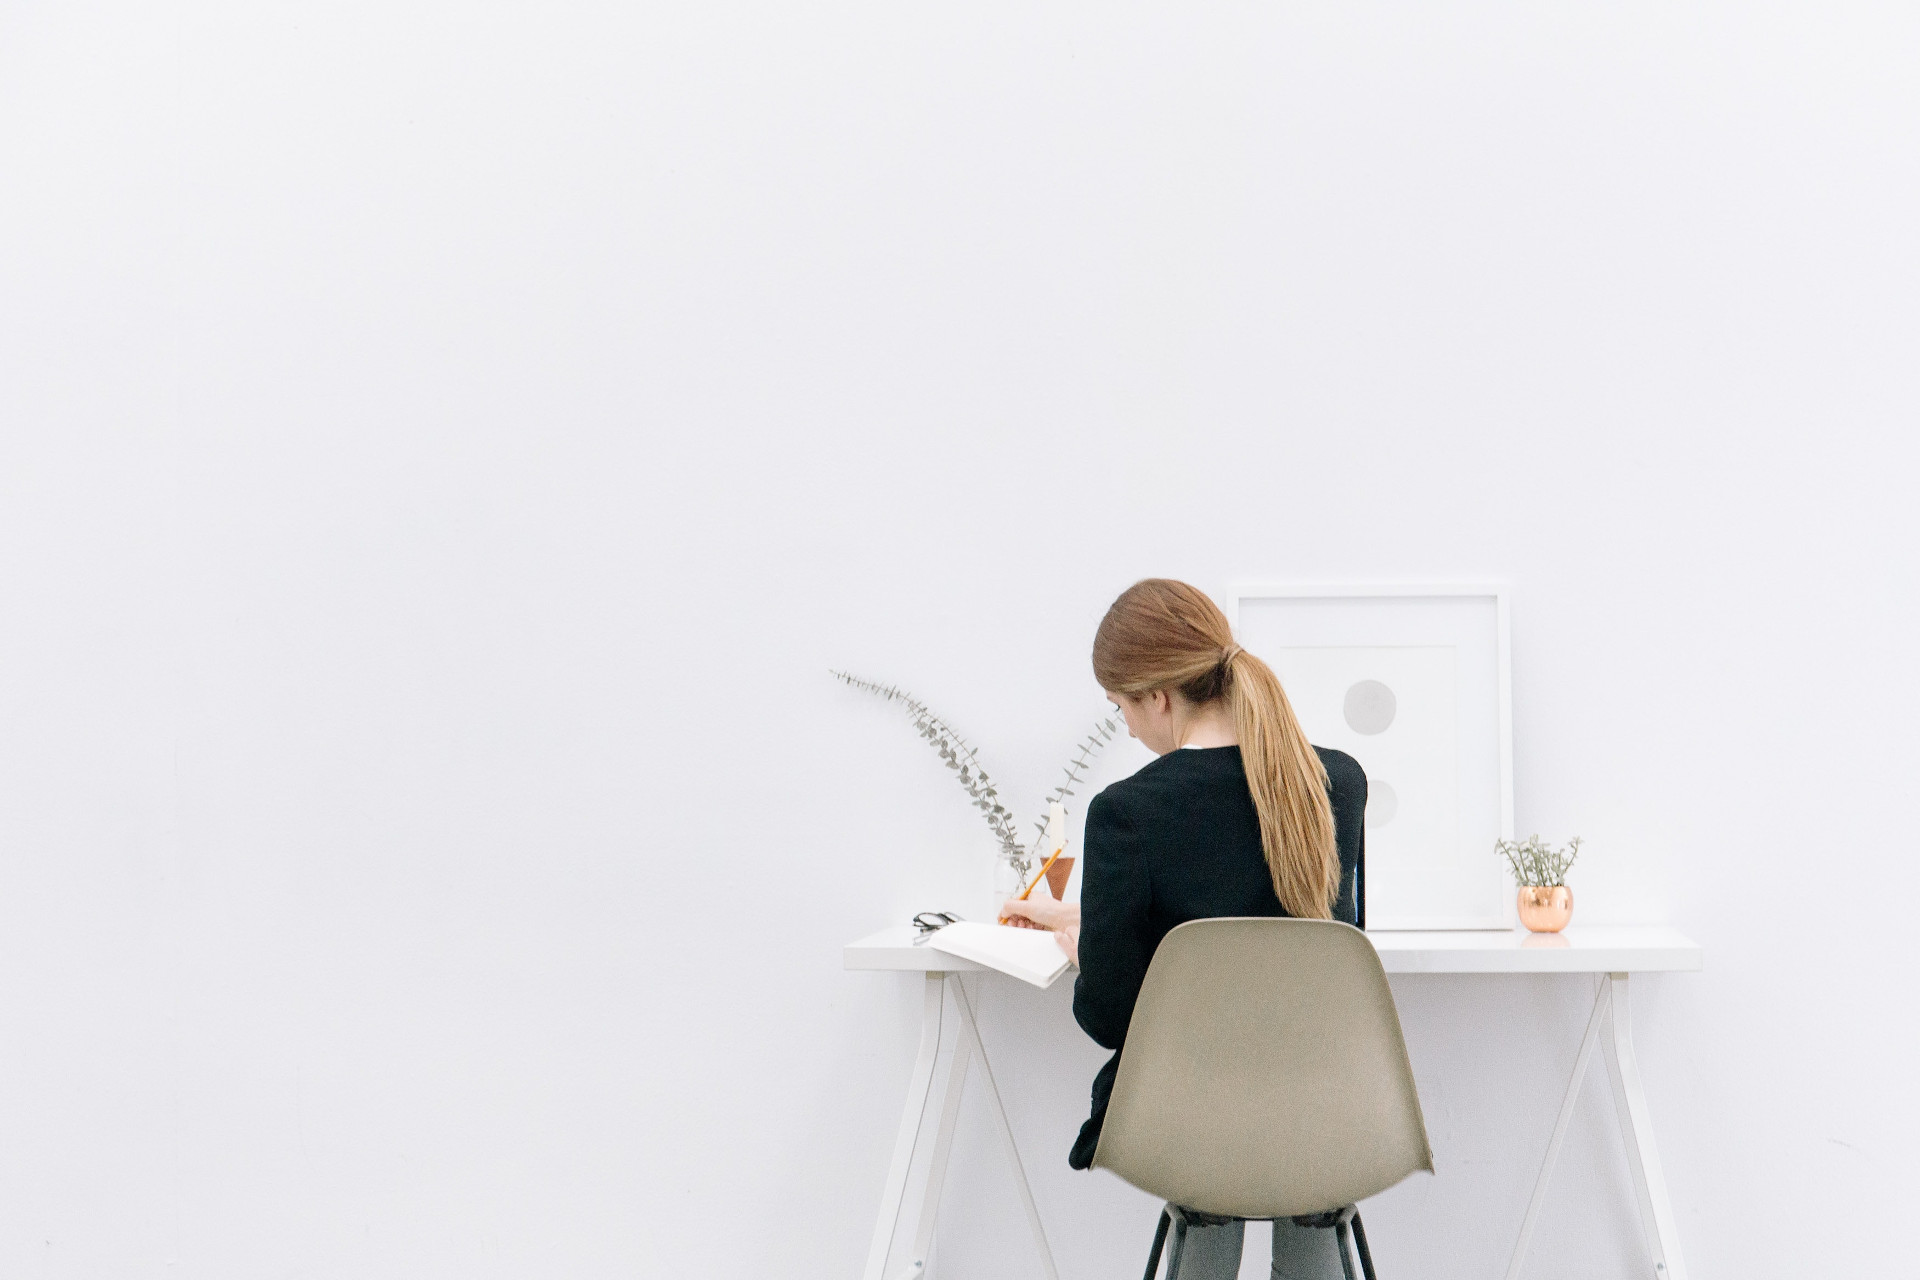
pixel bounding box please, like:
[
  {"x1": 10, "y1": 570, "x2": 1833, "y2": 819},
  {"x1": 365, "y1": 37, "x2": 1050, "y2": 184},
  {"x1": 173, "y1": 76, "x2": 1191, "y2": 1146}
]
[{"x1": 1496, "y1": 835, "x2": 1582, "y2": 888}]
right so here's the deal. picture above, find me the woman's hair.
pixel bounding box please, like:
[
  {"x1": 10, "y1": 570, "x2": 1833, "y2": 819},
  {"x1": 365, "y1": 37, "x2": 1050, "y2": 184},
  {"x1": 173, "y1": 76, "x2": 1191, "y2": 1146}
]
[{"x1": 1091, "y1": 578, "x2": 1340, "y2": 920}]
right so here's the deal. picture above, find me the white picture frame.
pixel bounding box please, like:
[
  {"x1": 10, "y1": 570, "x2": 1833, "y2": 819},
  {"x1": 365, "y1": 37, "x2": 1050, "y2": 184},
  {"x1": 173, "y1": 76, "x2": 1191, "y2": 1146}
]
[{"x1": 1231, "y1": 584, "x2": 1514, "y2": 931}]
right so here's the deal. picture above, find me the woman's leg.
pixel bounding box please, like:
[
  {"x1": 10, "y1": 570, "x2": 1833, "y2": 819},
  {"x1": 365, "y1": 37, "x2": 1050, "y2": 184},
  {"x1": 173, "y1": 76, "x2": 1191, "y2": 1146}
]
[
  {"x1": 1269, "y1": 1218, "x2": 1346, "y2": 1280},
  {"x1": 1174, "y1": 1219, "x2": 1245, "y2": 1279}
]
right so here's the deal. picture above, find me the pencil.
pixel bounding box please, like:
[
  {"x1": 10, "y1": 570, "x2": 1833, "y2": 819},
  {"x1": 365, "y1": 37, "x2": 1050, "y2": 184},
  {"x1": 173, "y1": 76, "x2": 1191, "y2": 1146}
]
[
  {"x1": 1017, "y1": 848, "x2": 1063, "y2": 901},
  {"x1": 998, "y1": 846, "x2": 1064, "y2": 923}
]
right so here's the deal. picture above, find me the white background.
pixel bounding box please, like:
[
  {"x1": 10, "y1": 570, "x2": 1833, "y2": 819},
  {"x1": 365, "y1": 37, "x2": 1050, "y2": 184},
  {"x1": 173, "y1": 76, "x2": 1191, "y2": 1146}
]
[{"x1": 3, "y1": 3, "x2": 1917, "y2": 1277}]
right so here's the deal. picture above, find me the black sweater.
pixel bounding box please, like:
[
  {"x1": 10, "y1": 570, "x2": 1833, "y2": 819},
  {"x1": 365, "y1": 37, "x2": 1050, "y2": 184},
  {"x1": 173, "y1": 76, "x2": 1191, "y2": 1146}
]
[{"x1": 1067, "y1": 744, "x2": 1366, "y2": 1169}]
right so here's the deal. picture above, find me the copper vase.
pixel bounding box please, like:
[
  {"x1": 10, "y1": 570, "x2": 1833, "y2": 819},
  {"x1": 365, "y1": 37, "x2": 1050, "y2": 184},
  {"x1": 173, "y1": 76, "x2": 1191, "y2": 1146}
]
[
  {"x1": 1044, "y1": 856, "x2": 1075, "y2": 899},
  {"x1": 1517, "y1": 885, "x2": 1573, "y2": 933}
]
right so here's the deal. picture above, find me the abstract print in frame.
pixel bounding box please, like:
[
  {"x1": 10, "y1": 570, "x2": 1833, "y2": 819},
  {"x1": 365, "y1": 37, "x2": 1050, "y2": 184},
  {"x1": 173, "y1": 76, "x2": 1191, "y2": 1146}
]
[{"x1": 1232, "y1": 585, "x2": 1513, "y2": 930}]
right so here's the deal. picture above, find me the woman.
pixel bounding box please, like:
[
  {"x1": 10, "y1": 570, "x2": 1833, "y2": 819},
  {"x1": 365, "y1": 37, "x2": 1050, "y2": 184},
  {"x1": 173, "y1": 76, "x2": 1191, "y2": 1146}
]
[{"x1": 1003, "y1": 579, "x2": 1366, "y2": 1280}]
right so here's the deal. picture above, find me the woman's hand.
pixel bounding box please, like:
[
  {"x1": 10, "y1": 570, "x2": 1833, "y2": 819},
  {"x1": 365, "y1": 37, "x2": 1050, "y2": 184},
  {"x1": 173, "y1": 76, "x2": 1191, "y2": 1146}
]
[
  {"x1": 1000, "y1": 887, "x2": 1081, "y2": 966},
  {"x1": 1000, "y1": 894, "x2": 1079, "y2": 933},
  {"x1": 1000, "y1": 893, "x2": 1082, "y2": 966}
]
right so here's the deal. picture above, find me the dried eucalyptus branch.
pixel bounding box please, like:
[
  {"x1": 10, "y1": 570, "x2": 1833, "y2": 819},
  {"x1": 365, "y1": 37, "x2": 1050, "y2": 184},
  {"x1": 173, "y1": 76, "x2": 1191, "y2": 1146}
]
[
  {"x1": 1027, "y1": 715, "x2": 1126, "y2": 859},
  {"x1": 832, "y1": 671, "x2": 1027, "y2": 872},
  {"x1": 1495, "y1": 835, "x2": 1583, "y2": 888}
]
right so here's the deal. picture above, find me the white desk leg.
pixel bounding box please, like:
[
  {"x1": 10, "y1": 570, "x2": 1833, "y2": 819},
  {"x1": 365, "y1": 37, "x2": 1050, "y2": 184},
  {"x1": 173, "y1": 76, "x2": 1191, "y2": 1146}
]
[
  {"x1": 900, "y1": 1028, "x2": 972, "y2": 1280},
  {"x1": 864, "y1": 974, "x2": 947, "y2": 1280},
  {"x1": 951, "y1": 978, "x2": 1061, "y2": 1280},
  {"x1": 1602, "y1": 973, "x2": 1690, "y2": 1280},
  {"x1": 1503, "y1": 976, "x2": 1610, "y2": 1280}
]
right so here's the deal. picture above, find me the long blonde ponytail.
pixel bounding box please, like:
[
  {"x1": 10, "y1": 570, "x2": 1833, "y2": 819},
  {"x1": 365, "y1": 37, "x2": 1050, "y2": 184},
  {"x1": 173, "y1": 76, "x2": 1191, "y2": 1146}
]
[{"x1": 1092, "y1": 579, "x2": 1341, "y2": 919}]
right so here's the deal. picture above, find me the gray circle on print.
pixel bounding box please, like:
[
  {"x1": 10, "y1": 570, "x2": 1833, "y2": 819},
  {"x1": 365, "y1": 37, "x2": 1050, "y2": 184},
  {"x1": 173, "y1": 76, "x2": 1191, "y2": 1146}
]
[
  {"x1": 1366, "y1": 780, "x2": 1398, "y2": 829},
  {"x1": 1343, "y1": 680, "x2": 1397, "y2": 735}
]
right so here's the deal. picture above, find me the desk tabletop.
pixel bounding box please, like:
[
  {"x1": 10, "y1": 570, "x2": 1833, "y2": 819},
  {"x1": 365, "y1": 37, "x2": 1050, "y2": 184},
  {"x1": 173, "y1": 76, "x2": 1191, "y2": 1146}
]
[{"x1": 845, "y1": 924, "x2": 1703, "y2": 976}]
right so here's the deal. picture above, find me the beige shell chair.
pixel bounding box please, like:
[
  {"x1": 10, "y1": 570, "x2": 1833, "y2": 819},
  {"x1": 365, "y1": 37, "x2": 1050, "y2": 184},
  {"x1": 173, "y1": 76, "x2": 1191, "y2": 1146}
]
[{"x1": 1091, "y1": 918, "x2": 1434, "y2": 1280}]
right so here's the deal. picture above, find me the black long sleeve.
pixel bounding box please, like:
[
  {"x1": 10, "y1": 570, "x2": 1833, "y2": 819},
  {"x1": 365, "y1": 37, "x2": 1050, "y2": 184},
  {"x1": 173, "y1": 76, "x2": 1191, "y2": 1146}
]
[
  {"x1": 1065, "y1": 744, "x2": 1365, "y2": 1169},
  {"x1": 1070, "y1": 789, "x2": 1154, "y2": 1052}
]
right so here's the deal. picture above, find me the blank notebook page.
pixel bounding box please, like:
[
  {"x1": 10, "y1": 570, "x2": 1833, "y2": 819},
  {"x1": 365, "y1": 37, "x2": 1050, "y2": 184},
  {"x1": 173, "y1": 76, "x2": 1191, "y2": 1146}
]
[{"x1": 925, "y1": 922, "x2": 1071, "y2": 988}]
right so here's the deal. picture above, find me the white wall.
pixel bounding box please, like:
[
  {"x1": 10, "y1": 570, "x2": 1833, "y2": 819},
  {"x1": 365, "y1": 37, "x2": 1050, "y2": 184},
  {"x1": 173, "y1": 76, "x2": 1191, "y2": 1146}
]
[{"x1": 3, "y1": 2, "x2": 1917, "y2": 1276}]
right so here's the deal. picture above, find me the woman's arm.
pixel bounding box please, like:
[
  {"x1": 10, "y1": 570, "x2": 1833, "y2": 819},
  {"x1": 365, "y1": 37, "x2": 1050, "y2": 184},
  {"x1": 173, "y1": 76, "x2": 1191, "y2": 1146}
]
[{"x1": 1069, "y1": 790, "x2": 1153, "y2": 1051}]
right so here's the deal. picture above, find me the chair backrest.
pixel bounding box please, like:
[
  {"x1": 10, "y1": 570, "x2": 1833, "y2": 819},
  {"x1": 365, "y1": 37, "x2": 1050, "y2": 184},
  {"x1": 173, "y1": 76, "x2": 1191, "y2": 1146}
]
[{"x1": 1092, "y1": 917, "x2": 1433, "y2": 1219}]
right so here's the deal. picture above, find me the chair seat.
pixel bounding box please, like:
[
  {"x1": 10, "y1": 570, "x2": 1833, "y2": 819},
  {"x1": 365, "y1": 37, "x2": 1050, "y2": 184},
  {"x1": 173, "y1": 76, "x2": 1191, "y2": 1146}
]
[{"x1": 1090, "y1": 919, "x2": 1432, "y2": 1280}]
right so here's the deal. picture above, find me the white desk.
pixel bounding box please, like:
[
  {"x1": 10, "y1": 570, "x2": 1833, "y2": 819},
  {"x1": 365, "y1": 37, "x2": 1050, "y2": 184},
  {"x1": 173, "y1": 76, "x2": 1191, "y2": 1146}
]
[{"x1": 846, "y1": 924, "x2": 1703, "y2": 1280}]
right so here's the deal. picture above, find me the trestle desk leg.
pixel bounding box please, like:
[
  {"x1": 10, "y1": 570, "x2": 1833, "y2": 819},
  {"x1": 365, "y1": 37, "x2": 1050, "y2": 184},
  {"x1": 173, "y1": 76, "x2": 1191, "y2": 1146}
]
[
  {"x1": 952, "y1": 977, "x2": 1061, "y2": 1280},
  {"x1": 899, "y1": 1026, "x2": 973, "y2": 1280},
  {"x1": 1503, "y1": 975, "x2": 1610, "y2": 1280},
  {"x1": 1602, "y1": 973, "x2": 1690, "y2": 1280},
  {"x1": 863, "y1": 974, "x2": 946, "y2": 1280}
]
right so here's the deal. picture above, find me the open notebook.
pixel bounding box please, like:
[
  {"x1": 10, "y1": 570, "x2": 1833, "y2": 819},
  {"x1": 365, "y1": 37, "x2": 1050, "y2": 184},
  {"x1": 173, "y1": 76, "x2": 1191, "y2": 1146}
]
[{"x1": 925, "y1": 921, "x2": 1071, "y2": 989}]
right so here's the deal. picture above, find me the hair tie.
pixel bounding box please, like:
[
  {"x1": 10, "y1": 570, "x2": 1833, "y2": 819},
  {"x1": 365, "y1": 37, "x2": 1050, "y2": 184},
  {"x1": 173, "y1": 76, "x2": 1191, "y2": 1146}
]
[{"x1": 1221, "y1": 644, "x2": 1243, "y2": 667}]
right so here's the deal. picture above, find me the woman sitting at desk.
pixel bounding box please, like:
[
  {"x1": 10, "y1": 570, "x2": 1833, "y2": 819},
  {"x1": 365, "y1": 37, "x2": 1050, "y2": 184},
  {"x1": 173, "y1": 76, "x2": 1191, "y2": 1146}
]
[{"x1": 1002, "y1": 578, "x2": 1366, "y2": 1280}]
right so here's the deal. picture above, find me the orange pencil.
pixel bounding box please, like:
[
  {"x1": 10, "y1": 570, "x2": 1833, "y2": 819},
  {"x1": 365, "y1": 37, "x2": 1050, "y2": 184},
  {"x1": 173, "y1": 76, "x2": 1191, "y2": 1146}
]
[{"x1": 998, "y1": 847, "x2": 1064, "y2": 923}]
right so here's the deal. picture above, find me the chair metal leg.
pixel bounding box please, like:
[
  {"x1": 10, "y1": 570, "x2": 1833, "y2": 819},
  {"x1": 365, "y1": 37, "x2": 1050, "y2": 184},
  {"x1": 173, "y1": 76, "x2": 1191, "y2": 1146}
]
[
  {"x1": 1164, "y1": 1210, "x2": 1191, "y2": 1280},
  {"x1": 1350, "y1": 1210, "x2": 1378, "y2": 1280},
  {"x1": 1333, "y1": 1217, "x2": 1360, "y2": 1280},
  {"x1": 1142, "y1": 1207, "x2": 1173, "y2": 1280}
]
